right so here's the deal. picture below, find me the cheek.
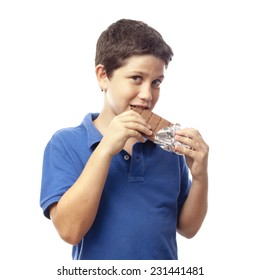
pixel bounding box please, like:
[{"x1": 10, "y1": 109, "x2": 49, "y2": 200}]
[
  {"x1": 123, "y1": 86, "x2": 140, "y2": 100},
  {"x1": 152, "y1": 91, "x2": 160, "y2": 104},
  {"x1": 149, "y1": 96, "x2": 159, "y2": 111}
]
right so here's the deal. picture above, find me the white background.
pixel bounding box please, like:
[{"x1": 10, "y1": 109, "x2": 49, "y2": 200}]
[{"x1": 1, "y1": 0, "x2": 259, "y2": 279}]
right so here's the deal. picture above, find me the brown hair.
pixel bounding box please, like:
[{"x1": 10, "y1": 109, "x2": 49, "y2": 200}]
[{"x1": 95, "y1": 19, "x2": 173, "y2": 77}]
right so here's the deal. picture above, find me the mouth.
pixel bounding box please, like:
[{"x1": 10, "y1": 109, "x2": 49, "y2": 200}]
[{"x1": 129, "y1": 104, "x2": 150, "y2": 110}]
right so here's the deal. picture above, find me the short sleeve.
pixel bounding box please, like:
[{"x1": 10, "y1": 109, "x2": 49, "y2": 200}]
[{"x1": 40, "y1": 135, "x2": 79, "y2": 219}]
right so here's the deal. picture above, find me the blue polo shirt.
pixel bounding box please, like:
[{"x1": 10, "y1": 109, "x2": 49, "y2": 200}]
[{"x1": 40, "y1": 113, "x2": 191, "y2": 260}]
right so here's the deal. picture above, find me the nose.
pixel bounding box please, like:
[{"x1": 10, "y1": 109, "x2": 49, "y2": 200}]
[{"x1": 138, "y1": 84, "x2": 153, "y2": 101}]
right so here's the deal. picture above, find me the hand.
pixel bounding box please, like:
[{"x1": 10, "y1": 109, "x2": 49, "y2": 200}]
[
  {"x1": 100, "y1": 111, "x2": 153, "y2": 157},
  {"x1": 174, "y1": 128, "x2": 209, "y2": 180}
]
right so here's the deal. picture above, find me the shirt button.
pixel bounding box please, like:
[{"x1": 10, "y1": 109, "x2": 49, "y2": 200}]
[{"x1": 124, "y1": 155, "x2": 130, "y2": 161}]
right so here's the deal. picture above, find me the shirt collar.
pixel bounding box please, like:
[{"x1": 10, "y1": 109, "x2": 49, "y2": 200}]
[{"x1": 81, "y1": 113, "x2": 103, "y2": 149}]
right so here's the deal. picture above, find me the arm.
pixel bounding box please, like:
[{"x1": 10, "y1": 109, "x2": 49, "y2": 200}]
[
  {"x1": 50, "y1": 143, "x2": 112, "y2": 245},
  {"x1": 50, "y1": 111, "x2": 152, "y2": 245},
  {"x1": 174, "y1": 128, "x2": 209, "y2": 238}
]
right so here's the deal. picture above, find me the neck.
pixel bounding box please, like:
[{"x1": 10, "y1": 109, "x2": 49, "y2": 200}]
[{"x1": 93, "y1": 109, "x2": 113, "y2": 135}]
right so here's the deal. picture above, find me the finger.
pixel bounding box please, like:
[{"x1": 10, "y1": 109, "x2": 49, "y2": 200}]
[
  {"x1": 175, "y1": 127, "x2": 201, "y2": 139},
  {"x1": 175, "y1": 134, "x2": 198, "y2": 151},
  {"x1": 119, "y1": 111, "x2": 151, "y2": 129},
  {"x1": 125, "y1": 129, "x2": 147, "y2": 143},
  {"x1": 174, "y1": 144, "x2": 195, "y2": 157},
  {"x1": 175, "y1": 128, "x2": 208, "y2": 150},
  {"x1": 125, "y1": 122, "x2": 153, "y2": 137}
]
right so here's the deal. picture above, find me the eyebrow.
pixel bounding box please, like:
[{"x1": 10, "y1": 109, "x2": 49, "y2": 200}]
[{"x1": 128, "y1": 71, "x2": 164, "y2": 79}]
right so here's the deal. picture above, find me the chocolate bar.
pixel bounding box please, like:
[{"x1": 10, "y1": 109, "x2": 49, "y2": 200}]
[
  {"x1": 131, "y1": 106, "x2": 173, "y2": 141},
  {"x1": 131, "y1": 106, "x2": 188, "y2": 153}
]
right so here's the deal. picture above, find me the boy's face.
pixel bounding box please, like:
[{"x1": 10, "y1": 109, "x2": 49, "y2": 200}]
[{"x1": 101, "y1": 55, "x2": 165, "y2": 116}]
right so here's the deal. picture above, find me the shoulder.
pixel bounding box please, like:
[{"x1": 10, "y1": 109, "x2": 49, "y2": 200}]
[
  {"x1": 46, "y1": 113, "x2": 101, "y2": 151},
  {"x1": 49, "y1": 125, "x2": 85, "y2": 148}
]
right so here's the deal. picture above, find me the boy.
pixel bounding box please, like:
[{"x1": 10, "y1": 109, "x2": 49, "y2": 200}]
[{"x1": 40, "y1": 19, "x2": 209, "y2": 260}]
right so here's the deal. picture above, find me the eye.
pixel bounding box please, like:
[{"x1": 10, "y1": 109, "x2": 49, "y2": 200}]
[
  {"x1": 131, "y1": 76, "x2": 142, "y2": 83},
  {"x1": 152, "y1": 79, "x2": 162, "y2": 88}
]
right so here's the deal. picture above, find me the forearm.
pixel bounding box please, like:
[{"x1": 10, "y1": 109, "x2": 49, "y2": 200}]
[
  {"x1": 177, "y1": 174, "x2": 208, "y2": 238},
  {"x1": 50, "y1": 142, "x2": 113, "y2": 245}
]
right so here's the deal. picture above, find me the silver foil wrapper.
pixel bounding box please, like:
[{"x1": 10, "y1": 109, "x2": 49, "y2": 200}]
[{"x1": 154, "y1": 123, "x2": 189, "y2": 154}]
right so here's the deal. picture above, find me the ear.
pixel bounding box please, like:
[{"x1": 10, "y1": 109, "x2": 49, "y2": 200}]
[{"x1": 95, "y1": 64, "x2": 108, "y2": 91}]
